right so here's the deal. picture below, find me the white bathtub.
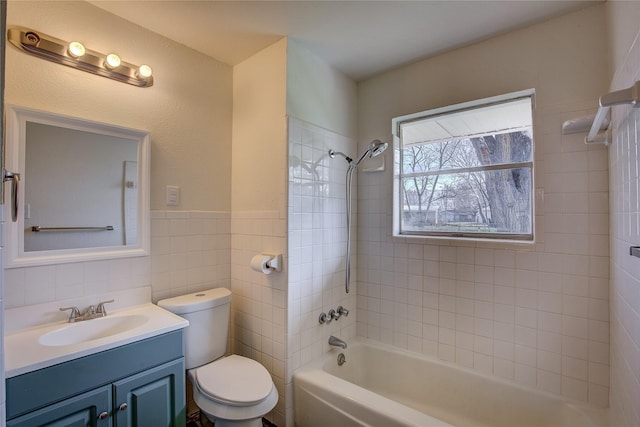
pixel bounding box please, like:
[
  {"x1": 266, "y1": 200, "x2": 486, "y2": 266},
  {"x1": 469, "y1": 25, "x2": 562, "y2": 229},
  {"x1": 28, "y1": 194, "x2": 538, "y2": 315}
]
[{"x1": 293, "y1": 338, "x2": 608, "y2": 427}]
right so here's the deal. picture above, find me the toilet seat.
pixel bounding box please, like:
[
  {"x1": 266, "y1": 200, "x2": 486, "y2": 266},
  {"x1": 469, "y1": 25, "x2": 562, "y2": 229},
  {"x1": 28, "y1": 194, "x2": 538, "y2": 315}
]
[
  {"x1": 188, "y1": 355, "x2": 279, "y2": 424},
  {"x1": 192, "y1": 355, "x2": 274, "y2": 406}
]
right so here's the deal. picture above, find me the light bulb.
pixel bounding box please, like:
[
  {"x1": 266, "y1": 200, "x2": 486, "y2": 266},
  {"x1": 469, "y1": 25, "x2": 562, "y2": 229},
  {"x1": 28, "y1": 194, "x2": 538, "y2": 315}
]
[
  {"x1": 137, "y1": 64, "x2": 152, "y2": 79},
  {"x1": 105, "y1": 53, "x2": 121, "y2": 69},
  {"x1": 67, "y1": 41, "x2": 86, "y2": 58}
]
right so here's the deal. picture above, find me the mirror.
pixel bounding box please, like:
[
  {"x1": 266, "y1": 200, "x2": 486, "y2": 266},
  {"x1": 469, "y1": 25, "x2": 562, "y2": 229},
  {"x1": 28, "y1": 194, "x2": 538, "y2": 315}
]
[{"x1": 4, "y1": 105, "x2": 150, "y2": 267}]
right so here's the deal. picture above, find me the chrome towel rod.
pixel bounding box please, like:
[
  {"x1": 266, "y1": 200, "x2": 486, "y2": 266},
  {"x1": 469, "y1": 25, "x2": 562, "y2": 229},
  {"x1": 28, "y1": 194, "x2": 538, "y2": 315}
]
[
  {"x1": 586, "y1": 80, "x2": 640, "y2": 144},
  {"x1": 32, "y1": 225, "x2": 114, "y2": 232}
]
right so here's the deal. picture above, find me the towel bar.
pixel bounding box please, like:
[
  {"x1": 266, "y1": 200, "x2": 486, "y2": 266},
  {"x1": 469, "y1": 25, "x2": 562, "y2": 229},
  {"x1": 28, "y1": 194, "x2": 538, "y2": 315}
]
[
  {"x1": 586, "y1": 80, "x2": 640, "y2": 144},
  {"x1": 31, "y1": 225, "x2": 114, "y2": 232}
]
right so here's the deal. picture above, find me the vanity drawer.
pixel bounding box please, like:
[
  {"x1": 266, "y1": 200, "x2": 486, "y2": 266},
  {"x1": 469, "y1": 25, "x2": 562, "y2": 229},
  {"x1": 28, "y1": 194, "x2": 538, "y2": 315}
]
[{"x1": 6, "y1": 330, "x2": 184, "y2": 419}]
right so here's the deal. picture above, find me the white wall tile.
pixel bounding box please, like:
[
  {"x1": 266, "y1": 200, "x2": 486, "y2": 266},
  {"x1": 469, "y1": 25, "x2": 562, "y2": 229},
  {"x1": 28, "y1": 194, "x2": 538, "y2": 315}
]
[{"x1": 357, "y1": 61, "x2": 610, "y2": 407}]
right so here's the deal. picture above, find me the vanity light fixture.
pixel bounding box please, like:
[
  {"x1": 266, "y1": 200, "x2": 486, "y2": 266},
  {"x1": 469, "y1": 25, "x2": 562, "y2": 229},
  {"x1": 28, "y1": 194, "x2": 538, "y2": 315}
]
[
  {"x1": 104, "y1": 53, "x2": 121, "y2": 70},
  {"x1": 7, "y1": 26, "x2": 154, "y2": 88},
  {"x1": 67, "y1": 41, "x2": 86, "y2": 58},
  {"x1": 137, "y1": 64, "x2": 153, "y2": 80}
]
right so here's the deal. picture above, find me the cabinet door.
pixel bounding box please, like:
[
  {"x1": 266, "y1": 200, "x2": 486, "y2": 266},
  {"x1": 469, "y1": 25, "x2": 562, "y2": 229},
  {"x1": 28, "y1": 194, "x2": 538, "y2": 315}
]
[
  {"x1": 113, "y1": 359, "x2": 185, "y2": 427},
  {"x1": 7, "y1": 385, "x2": 111, "y2": 427}
]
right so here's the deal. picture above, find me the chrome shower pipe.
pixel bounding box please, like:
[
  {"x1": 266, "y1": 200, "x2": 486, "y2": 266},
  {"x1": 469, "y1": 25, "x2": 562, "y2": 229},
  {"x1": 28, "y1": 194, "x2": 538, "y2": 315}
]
[
  {"x1": 328, "y1": 139, "x2": 388, "y2": 293},
  {"x1": 328, "y1": 149, "x2": 353, "y2": 163}
]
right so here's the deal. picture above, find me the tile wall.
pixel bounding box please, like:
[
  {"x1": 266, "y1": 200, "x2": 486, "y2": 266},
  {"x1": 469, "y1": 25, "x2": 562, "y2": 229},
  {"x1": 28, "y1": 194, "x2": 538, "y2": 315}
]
[
  {"x1": 3, "y1": 210, "x2": 231, "y2": 308},
  {"x1": 150, "y1": 210, "x2": 231, "y2": 302},
  {"x1": 355, "y1": 101, "x2": 611, "y2": 406},
  {"x1": 4, "y1": 254, "x2": 151, "y2": 308},
  {"x1": 609, "y1": 29, "x2": 640, "y2": 427},
  {"x1": 230, "y1": 210, "x2": 287, "y2": 426},
  {"x1": 286, "y1": 117, "x2": 357, "y2": 426}
]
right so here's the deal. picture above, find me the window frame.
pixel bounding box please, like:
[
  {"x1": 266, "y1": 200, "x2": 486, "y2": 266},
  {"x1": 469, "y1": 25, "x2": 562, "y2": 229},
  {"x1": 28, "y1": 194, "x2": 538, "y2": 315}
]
[{"x1": 391, "y1": 89, "x2": 536, "y2": 242}]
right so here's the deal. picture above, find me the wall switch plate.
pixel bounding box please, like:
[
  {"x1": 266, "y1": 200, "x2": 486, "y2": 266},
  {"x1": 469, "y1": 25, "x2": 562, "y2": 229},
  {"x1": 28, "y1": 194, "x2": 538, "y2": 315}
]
[{"x1": 166, "y1": 185, "x2": 179, "y2": 206}]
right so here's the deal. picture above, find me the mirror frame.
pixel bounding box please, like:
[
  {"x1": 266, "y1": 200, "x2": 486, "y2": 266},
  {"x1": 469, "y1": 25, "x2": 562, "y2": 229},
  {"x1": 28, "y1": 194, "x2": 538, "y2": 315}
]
[{"x1": 4, "y1": 105, "x2": 150, "y2": 268}]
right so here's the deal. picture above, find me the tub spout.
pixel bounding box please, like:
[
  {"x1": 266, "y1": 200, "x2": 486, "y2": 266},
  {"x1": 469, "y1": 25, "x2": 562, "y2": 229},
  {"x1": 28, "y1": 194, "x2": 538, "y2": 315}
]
[{"x1": 329, "y1": 335, "x2": 347, "y2": 349}]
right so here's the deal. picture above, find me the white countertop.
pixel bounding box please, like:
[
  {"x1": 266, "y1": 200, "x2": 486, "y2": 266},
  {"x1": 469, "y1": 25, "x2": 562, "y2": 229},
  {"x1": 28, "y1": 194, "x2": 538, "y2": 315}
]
[{"x1": 4, "y1": 303, "x2": 189, "y2": 378}]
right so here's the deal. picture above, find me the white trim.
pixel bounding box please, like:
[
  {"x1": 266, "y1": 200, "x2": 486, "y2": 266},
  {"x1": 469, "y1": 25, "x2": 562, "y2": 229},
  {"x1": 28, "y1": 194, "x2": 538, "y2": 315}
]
[
  {"x1": 391, "y1": 90, "x2": 535, "y2": 242},
  {"x1": 4, "y1": 105, "x2": 150, "y2": 268}
]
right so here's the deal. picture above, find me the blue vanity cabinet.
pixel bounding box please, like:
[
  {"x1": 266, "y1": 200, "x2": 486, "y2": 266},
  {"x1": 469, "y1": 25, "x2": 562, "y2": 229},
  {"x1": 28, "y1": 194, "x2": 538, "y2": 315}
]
[
  {"x1": 113, "y1": 359, "x2": 184, "y2": 427},
  {"x1": 7, "y1": 386, "x2": 112, "y2": 427},
  {"x1": 6, "y1": 331, "x2": 186, "y2": 427}
]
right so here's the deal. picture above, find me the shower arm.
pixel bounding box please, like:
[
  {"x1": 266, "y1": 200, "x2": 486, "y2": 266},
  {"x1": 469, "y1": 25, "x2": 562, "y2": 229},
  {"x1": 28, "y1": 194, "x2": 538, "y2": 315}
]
[{"x1": 328, "y1": 150, "x2": 353, "y2": 164}]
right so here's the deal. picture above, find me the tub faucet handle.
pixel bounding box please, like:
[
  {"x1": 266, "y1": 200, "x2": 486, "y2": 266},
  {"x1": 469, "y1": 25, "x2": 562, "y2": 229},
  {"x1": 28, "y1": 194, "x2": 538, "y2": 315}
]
[
  {"x1": 337, "y1": 306, "x2": 349, "y2": 317},
  {"x1": 329, "y1": 309, "x2": 340, "y2": 321},
  {"x1": 319, "y1": 312, "x2": 332, "y2": 324}
]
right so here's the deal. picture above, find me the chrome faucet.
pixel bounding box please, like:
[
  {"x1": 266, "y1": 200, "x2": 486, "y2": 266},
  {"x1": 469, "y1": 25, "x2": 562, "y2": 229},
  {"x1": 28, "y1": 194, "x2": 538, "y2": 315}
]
[
  {"x1": 329, "y1": 335, "x2": 347, "y2": 349},
  {"x1": 60, "y1": 299, "x2": 115, "y2": 323}
]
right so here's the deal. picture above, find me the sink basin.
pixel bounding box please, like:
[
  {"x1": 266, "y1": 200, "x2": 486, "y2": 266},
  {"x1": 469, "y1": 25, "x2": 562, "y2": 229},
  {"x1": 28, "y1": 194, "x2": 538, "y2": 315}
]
[{"x1": 38, "y1": 315, "x2": 149, "y2": 347}]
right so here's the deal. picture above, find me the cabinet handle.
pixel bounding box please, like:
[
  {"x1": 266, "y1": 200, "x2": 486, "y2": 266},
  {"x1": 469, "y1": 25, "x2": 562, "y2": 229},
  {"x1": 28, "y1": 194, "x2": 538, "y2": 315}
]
[
  {"x1": 98, "y1": 411, "x2": 109, "y2": 420},
  {"x1": 119, "y1": 403, "x2": 128, "y2": 411}
]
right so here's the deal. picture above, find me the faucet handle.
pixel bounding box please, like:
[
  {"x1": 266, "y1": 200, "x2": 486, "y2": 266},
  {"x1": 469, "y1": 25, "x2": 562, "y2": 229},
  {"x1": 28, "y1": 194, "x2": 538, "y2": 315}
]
[
  {"x1": 337, "y1": 306, "x2": 349, "y2": 317},
  {"x1": 60, "y1": 306, "x2": 81, "y2": 322},
  {"x1": 319, "y1": 311, "x2": 332, "y2": 324},
  {"x1": 96, "y1": 299, "x2": 115, "y2": 316}
]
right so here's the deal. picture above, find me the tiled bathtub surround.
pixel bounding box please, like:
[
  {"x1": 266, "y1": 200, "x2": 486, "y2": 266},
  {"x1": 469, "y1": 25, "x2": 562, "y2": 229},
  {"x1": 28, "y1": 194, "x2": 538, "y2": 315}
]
[
  {"x1": 356, "y1": 5, "x2": 610, "y2": 407},
  {"x1": 608, "y1": 14, "x2": 640, "y2": 426},
  {"x1": 287, "y1": 117, "x2": 357, "y2": 426},
  {"x1": 610, "y1": 103, "x2": 640, "y2": 427}
]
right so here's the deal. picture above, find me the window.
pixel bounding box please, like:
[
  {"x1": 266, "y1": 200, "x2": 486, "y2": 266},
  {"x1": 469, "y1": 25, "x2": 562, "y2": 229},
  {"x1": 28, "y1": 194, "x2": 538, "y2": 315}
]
[{"x1": 392, "y1": 90, "x2": 535, "y2": 241}]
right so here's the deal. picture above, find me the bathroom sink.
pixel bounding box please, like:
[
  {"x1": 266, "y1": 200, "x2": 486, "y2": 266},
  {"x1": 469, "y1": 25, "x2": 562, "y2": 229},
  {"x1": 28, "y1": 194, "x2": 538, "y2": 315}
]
[
  {"x1": 5, "y1": 302, "x2": 189, "y2": 378},
  {"x1": 38, "y1": 314, "x2": 149, "y2": 347}
]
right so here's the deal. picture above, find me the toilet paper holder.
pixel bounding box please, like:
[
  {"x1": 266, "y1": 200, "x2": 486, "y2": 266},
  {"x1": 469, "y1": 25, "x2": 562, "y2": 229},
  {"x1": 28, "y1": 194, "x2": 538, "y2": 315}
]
[{"x1": 250, "y1": 253, "x2": 283, "y2": 274}]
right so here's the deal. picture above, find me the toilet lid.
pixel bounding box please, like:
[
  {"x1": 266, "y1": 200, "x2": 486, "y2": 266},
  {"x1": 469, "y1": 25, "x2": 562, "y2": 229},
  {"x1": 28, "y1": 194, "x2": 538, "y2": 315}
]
[{"x1": 194, "y1": 355, "x2": 273, "y2": 405}]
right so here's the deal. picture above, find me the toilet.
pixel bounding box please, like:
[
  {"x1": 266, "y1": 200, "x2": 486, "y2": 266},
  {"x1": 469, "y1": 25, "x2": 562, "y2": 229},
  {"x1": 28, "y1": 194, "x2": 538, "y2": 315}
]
[{"x1": 158, "y1": 288, "x2": 278, "y2": 427}]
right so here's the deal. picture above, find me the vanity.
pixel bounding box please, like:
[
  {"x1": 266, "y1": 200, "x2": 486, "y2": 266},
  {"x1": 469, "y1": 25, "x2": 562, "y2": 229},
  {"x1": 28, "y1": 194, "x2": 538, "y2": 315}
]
[
  {"x1": 2, "y1": 105, "x2": 173, "y2": 426},
  {"x1": 4, "y1": 303, "x2": 188, "y2": 427},
  {"x1": 1, "y1": 99, "x2": 192, "y2": 426}
]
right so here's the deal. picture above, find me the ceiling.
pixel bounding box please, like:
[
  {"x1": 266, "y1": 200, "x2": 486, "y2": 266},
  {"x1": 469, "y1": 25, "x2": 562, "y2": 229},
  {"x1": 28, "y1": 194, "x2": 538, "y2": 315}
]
[{"x1": 90, "y1": 0, "x2": 598, "y2": 81}]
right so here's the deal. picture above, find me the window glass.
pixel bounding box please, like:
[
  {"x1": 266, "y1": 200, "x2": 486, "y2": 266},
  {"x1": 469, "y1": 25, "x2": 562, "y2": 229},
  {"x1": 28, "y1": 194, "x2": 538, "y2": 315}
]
[{"x1": 393, "y1": 90, "x2": 535, "y2": 241}]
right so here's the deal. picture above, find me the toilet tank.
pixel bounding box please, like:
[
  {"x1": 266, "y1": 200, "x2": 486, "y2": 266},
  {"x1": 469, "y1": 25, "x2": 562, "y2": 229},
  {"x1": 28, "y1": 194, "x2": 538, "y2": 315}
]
[{"x1": 157, "y1": 288, "x2": 231, "y2": 369}]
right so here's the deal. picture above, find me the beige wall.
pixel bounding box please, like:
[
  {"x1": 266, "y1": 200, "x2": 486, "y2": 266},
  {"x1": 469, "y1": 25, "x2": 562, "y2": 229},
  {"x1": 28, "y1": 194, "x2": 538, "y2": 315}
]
[
  {"x1": 286, "y1": 38, "x2": 358, "y2": 139},
  {"x1": 5, "y1": 0, "x2": 232, "y2": 212},
  {"x1": 232, "y1": 38, "x2": 288, "y2": 214},
  {"x1": 230, "y1": 38, "x2": 288, "y2": 425},
  {"x1": 356, "y1": 4, "x2": 611, "y2": 405},
  {"x1": 358, "y1": 4, "x2": 609, "y2": 144},
  {"x1": 605, "y1": 0, "x2": 640, "y2": 82},
  {"x1": 3, "y1": 1, "x2": 233, "y2": 316}
]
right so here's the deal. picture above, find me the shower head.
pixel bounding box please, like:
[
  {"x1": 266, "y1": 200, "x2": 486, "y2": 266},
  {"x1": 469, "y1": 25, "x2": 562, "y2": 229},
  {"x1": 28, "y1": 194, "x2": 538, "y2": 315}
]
[
  {"x1": 369, "y1": 139, "x2": 389, "y2": 157},
  {"x1": 353, "y1": 139, "x2": 389, "y2": 167}
]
